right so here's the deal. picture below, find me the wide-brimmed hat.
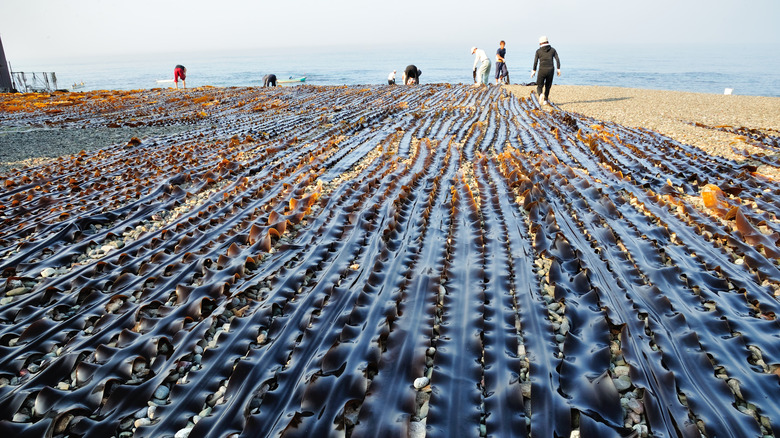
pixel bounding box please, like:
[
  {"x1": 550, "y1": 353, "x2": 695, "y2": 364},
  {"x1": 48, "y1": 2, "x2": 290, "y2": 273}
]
[{"x1": 539, "y1": 36, "x2": 548, "y2": 44}]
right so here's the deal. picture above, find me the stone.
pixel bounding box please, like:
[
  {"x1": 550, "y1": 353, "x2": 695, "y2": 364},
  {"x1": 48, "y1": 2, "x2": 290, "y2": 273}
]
[
  {"x1": 134, "y1": 406, "x2": 149, "y2": 419},
  {"x1": 613, "y1": 365, "x2": 630, "y2": 377},
  {"x1": 41, "y1": 267, "x2": 57, "y2": 278},
  {"x1": 6, "y1": 287, "x2": 29, "y2": 297},
  {"x1": 413, "y1": 377, "x2": 430, "y2": 389},
  {"x1": 175, "y1": 427, "x2": 193, "y2": 438},
  {"x1": 409, "y1": 421, "x2": 426, "y2": 438},
  {"x1": 12, "y1": 412, "x2": 30, "y2": 422},
  {"x1": 627, "y1": 398, "x2": 643, "y2": 414},
  {"x1": 134, "y1": 418, "x2": 152, "y2": 428},
  {"x1": 613, "y1": 377, "x2": 631, "y2": 392},
  {"x1": 418, "y1": 401, "x2": 429, "y2": 419},
  {"x1": 154, "y1": 385, "x2": 170, "y2": 400}
]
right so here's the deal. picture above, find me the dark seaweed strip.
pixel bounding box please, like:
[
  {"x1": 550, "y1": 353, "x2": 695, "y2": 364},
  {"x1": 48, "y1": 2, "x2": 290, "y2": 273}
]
[
  {"x1": 276, "y1": 140, "x2": 442, "y2": 437},
  {"x1": 531, "y1": 170, "x2": 703, "y2": 437},
  {"x1": 476, "y1": 157, "x2": 530, "y2": 437},
  {"x1": 189, "y1": 162, "x2": 400, "y2": 437},
  {"x1": 0, "y1": 164, "x2": 310, "y2": 371},
  {"x1": 491, "y1": 161, "x2": 572, "y2": 437},
  {"x1": 425, "y1": 176, "x2": 485, "y2": 438},
  {"x1": 583, "y1": 189, "x2": 780, "y2": 434},
  {"x1": 547, "y1": 166, "x2": 764, "y2": 436},
  {"x1": 350, "y1": 139, "x2": 458, "y2": 437},
  {"x1": 151, "y1": 144, "x2": 397, "y2": 436}
]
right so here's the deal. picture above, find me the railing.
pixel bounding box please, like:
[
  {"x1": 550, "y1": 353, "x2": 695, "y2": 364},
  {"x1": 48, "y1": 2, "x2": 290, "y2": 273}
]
[{"x1": 10, "y1": 71, "x2": 58, "y2": 93}]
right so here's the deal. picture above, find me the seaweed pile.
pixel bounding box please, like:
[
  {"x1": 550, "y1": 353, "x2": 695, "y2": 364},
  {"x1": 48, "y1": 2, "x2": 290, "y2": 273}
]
[{"x1": 1, "y1": 85, "x2": 779, "y2": 438}]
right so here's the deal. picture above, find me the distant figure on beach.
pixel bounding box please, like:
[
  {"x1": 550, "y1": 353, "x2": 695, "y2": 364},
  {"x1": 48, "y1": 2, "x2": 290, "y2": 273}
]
[
  {"x1": 471, "y1": 47, "x2": 491, "y2": 86},
  {"x1": 263, "y1": 74, "x2": 277, "y2": 87},
  {"x1": 495, "y1": 41, "x2": 509, "y2": 85},
  {"x1": 174, "y1": 65, "x2": 187, "y2": 89},
  {"x1": 531, "y1": 36, "x2": 561, "y2": 105},
  {"x1": 402, "y1": 65, "x2": 421, "y2": 85},
  {"x1": 388, "y1": 70, "x2": 396, "y2": 85}
]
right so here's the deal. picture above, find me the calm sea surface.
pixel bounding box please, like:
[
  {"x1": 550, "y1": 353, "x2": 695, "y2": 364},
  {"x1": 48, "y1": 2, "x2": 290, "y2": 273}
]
[{"x1": 10, "y1": 43, "x2": 780, "y2": 97}]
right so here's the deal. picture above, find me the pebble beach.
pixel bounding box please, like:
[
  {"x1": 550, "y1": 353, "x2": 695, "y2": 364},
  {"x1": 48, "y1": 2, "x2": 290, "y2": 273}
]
[
  {"x1": 507, "y1": 84, "x2": 780, "y2": 175},
  {"x1": 1, "y1": 84, "x2": 779, "y2": 437}
]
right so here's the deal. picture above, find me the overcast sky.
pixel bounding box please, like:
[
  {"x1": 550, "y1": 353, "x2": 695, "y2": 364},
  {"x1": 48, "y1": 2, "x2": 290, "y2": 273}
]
[{"x1": 2, "y1": 0, "x2": 779, "y2": 63}]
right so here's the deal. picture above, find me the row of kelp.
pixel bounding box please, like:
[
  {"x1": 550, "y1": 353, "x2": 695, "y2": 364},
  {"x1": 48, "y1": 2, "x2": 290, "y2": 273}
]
[{"x1": 0, "y1": 84, "x2": 779, "y2": 437}]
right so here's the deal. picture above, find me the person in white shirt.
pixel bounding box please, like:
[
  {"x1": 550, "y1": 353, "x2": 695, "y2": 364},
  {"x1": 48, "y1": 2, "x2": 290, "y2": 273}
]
[
  {"x1": 388, "y1": 70, "x2": 396, "y2": 85},
  {"x1": 471, "y1": 47, "x2": 491, "y2": 86}
]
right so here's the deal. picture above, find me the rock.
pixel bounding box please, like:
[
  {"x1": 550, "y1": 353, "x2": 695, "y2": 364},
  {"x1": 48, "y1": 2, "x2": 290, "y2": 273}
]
[
  {"x1": 418, "y1": 401, "x2": 429, "y2": 419},
  {"x1": 57, "y1": 382, "x2": 70, "y2": 390},
  {"x1": 6, "y1": 287, "x2": 29, "y2": 297},
  {"x1": 175, "y1": 427, "x2": 193, "y2": 438},
  {"x1": 613, "y1": 365, "x2": 630, "y2": 377},
  {"x1": 41, "y1": 267, "x2": 57, "y2": 278},
  {"x1": 409, "y1": 421, "x2": 426, "y2": 438},
  {"x1": 627, "y1": 398, "x2": 643, "y2": 414},
  {"x1": 134, "y1": 418, "x2": 152, "y2": 428},
  {"x1": 413, "y1": 377, "x2": 429, "y2": 389},
  {"x1": 559, "y1": 319, "x2": 570, "y2": 335},
  {"x1": 521, "y1": 382, "x2": 532, "y2": 398},
  {"x1": 134, "y1": 406, "x2": 149, "y2": 419},
  {"x1": 154, "y1": 385, "x2": 170, "y2": 400},
  {"x1": 727, "y1": 379, "x2": 743, "y2": 400},
  {"x1": 613, "y1": 377, "x2": 631, "y2": 392},
  {"x1": 12, "y1": 412, "x2": 30, "y2": 422}
]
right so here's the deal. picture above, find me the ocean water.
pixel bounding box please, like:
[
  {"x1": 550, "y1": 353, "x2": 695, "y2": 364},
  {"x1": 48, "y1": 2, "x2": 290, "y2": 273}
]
[{"x1": 9, "y1": 43, "x2": 780, "y2": 97}]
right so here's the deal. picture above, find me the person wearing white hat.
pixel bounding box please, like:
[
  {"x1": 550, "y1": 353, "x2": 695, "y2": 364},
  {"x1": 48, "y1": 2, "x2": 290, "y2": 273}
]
[
  {"x1": 471, "y1": 47, "x2": 491, "y2": 87},
  {"x1": 530, "y1": 36, "x2": 561, "y2": 105}
]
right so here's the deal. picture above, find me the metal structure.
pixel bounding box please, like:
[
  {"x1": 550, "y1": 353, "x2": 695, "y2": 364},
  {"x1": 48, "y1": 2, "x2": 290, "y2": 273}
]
[
  {"x1": 0, "y1": 36, "x2": 14, "y2": 92},
  {"x1": 10, "y1": 71, "x2": 58, "y2": 93}
]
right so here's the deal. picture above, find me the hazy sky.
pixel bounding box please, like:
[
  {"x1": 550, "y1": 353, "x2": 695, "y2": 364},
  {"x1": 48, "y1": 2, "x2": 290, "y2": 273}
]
[{"x1": 1, "y1": 0, "x2": 779, "y2": 63}]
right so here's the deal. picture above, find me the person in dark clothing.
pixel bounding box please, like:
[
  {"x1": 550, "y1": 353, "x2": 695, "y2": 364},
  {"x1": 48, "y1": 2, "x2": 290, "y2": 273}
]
[
  {"x1": 402, "y1": 65, "x2": 421, "y2": 85},
  {"x1": 495, "y1": 40, "x2": 510, "y2": 85},
  {"x1": 174, "y1": 65, "x2": 187, "y2": 89},
  {"x1": 262, "y1": 74, "x2": 277, "y2": 87},
  {"x1": 530, "y1": 36, "x2": 561, "y2": 104}
]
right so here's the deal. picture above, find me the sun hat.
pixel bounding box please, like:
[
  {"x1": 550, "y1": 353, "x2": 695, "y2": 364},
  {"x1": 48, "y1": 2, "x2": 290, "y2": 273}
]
[{"x1": 539, "y1": 36, "x2": 548, "y2": 44}]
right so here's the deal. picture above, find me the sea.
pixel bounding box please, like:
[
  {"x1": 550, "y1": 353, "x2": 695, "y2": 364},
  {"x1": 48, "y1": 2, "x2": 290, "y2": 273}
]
[{"x1": 8, "y1": 43, "x2": 780, "y2": 97}]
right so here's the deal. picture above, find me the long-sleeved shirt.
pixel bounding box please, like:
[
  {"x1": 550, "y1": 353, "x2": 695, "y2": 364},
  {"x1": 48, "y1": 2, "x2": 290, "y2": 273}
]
[
  {"x1": 473, "y1": 49, "x2": 489, "y2": 70},
  {"x1": 532, "y1": 45, "x2": 560, "y2": 71}
]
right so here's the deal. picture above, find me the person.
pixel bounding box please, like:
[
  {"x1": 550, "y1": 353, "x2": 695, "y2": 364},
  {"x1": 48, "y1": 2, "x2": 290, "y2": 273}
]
[
  {"x1": 174, "y1": 65, "x2": 186, "y2": 89},
  {"x1": 388, "y1": 70, "x2": 396, "y2": 85},
  {"x1": 262, "y1": 74, "x2": 277, "y2": 87},
  {"x1": 402, "y1": 65, "x2": 421, "y2": 85},
  {"x1": 530, "y1": 36, "x2": 561, "y2": 105},
  {"x1": 471, "y1": 47, "x2": 491, "y2": 86},
  {"x1": 495, "y1": 40, "x2": 510, "y2": 85}
]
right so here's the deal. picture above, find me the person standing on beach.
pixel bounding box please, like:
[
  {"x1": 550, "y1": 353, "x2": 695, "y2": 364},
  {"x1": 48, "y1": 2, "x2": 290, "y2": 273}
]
[
  {"x1": 495, "y1": 41, "x2": 510, "y2": 85},
  {"x1": 388, "y1": 70, "x2": 396, "y2": 85},
  {"x1": 263, "y1": 74, "x2": 277, "y2": 87},
  {"x1": 402, "y1": 65, "x2": 421, "y2": 85},
  {"x1": 471, "y1": 47, "x2": 491, "y2": 86},
  {"x1": 530, "y1": 36, "x2": 561, "y2": 105},
  {"x1": 174, "y1": 65, "x2": 187, "y2": 89}
]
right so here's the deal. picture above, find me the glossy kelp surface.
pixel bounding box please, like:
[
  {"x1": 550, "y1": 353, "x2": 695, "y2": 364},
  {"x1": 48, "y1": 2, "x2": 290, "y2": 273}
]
[{"x1": 1, "y1": 85, "x2": 779, "y2": 437}]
